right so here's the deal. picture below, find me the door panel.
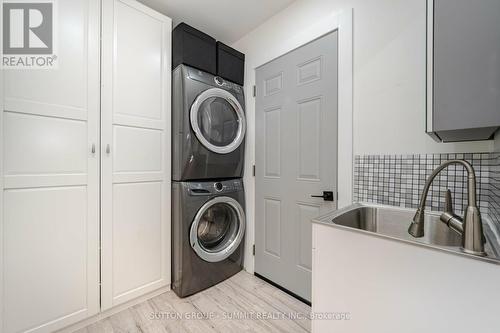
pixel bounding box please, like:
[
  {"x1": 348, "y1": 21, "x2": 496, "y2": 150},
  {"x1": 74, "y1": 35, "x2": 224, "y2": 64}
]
[
  {"x1": 296, "y1": 203, "x2": 319, "y2": 271},
  {"x1": 101, "y1": 0, "x2": 171, "y2": 310},
  {"x1": 1, "y1": 0, "x2": 101, "y2": 332},
  {"x1": 264, "y1": 198, "x2": 282, "y2": 257},
  {"x1": 114, "y1": 1, "x2": 163, "y2": 120},
  {"x1": 264, "y1": 107, "x2": 282, "y2": 178},
  {"x1": 3, "y1": 112, "x2": 87, "y2": 174},
  {"x1": 4, "y1": 187, "x2": 88, "y2": 332},
  {"x1": 4, "y1": 1, "x2": 88, "y2": 111},
  {"x1": 264, "y1": 73, "x2": 283, "y2": 96},
  {"x1": 297, "y1": 97, "x2": 321, "y2": 180},
  {"x1": 255, "y1": 32, "x2": 338, "y2": 302},
  {"x1": 112, "y1": 182, "x2": 163, "y2": 297},
  {"x1": 190, "y1": 197, "x2": 246, "y2": 263},
  {"x1": 297, "y1": 57, "x2": 322, "y2": 85},
  {"x1": 190, "y1": 88, "x2": 246, "y2": 154},
  {"x1": 113, "y1": 125, "x2": 163, "y2": 172}
]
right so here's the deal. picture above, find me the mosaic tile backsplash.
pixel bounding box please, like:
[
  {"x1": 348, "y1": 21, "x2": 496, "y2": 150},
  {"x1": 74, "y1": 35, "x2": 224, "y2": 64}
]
[
  {"x1": 353, "y1": 153, "x2": 493, "y2": 217},
  {"x1": 490, "y1": 153, "x2": 500, "y2": 226}
]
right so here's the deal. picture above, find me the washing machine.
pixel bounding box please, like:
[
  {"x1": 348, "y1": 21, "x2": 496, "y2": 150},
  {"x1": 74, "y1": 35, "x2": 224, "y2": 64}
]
[
  {"x1": 172, "y1": 64, "x2": 246, "y2": 181},
  {"x1": 172, "y1": 179, "x2": 245, "y2": 297}
]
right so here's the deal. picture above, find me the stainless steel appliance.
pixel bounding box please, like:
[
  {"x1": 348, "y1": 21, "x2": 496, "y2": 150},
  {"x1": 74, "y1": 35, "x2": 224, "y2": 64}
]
[
  {"x1": 171, "y1": 179, "x2": 245, "y2": 297},
  {"x1": 172, "y1": 64, "x2": 246, "y2": 181}
]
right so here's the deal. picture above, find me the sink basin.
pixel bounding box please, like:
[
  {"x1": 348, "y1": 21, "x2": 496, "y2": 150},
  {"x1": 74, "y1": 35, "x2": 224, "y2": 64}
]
[
  {"x1": 320, "y1": 203, "x2": 500, "y2": 262},
  {"x1": 332, "y1": 204, "x2": 462, "y2": 247}
]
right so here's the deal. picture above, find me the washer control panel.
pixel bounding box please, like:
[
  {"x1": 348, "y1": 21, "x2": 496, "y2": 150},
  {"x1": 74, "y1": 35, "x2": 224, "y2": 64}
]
[
  {"x1": 188, "y1": 179, "x2": 243, "y2": 195},
  {"x1": 214, "y1": 76, "x2": 224, "y2": 86},
  {"x1": 214, "y1": 182, "x2": 224, "y2": 192}
]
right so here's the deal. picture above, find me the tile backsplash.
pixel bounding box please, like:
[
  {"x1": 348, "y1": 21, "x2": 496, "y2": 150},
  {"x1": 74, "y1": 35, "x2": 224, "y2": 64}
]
[
  {"x1": 490, "y1": 152, "x2": 500, "y2": 225},
  {"x1": 353, "y1": 153, "x2": 491, "y2": 216}
]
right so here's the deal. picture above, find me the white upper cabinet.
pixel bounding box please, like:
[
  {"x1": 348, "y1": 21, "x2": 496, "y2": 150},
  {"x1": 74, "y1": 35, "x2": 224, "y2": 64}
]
[
  {"x1": 1, "y1": 0, "x2": 101, "y2": 332},
  {"x1": 100, "y1": 0, "x2": 172, "y2": 310}
]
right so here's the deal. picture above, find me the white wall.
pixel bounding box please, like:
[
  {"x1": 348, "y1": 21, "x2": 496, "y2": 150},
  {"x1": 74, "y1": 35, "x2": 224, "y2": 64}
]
[{"x1": 233, "y1": 0, "x2": 494, "y2": 273}]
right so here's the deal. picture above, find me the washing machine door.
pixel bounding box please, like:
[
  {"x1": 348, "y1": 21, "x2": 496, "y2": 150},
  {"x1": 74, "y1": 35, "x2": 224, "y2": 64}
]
[
  {"x1": 190, "y1": 196, "x2": 246, "y2": 263},
  {"x1": 190, "y1": 88, "x2": 246, "y2": 154}
]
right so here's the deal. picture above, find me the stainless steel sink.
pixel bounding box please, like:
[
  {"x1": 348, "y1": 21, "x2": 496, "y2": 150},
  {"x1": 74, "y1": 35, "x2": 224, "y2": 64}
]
[
  {"x1": 331, "y1": 204, "x2": 462, "y2": 247},
  {"x1": 316, "y1": 203, "x2": 500, "y2": 263}
]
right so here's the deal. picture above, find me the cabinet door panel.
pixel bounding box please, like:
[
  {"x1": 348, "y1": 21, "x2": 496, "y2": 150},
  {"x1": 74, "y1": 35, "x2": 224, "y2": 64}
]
[
  {"x1": 112, "y1": 182, "x2": 163, "y2": 297},
  {"x1": 114, "y1": 1, "x2": 163, "y2": 121},
  {"x1": 428, "y1": 0, "x2": 500, "y2": 141},
  {"x1": 434, "y1": 0, "x2": 500, "y2": 130},
  {"x1": 0, "y1": 0, "x2": 100, "y2": 332},
  {"x1": 113, "y1": 125, "x2": 163, "y2": 172},
  {"x1": 4, "y1": 0, "x2": 88, "y2": 114},
  {"x1": 3, "y1": 112, "x2": 87, "y2": 175},
  {"x1": 4, "y1": 187, "x2": 88, "y2": 333},
  {"x1": 101, "y1": 0, "x2": 172, "y2": 310}
]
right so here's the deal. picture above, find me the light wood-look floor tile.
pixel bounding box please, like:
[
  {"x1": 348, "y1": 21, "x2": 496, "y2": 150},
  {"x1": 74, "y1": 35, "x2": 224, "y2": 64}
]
[{"x1": 75, "y1": 271, "x2": 311, "y2": 333}]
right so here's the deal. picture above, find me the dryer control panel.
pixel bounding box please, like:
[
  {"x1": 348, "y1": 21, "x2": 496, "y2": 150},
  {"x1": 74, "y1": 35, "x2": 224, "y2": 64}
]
[{"x1": 187, "y1": 65, "x2": 243, "y2": 94}]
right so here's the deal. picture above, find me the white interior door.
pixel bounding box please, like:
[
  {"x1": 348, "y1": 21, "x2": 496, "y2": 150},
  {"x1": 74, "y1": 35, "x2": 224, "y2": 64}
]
[
  {"x1": 101, "y1": 0, "x2": 172, "y2": 309},
  {"x1": 255, "y1": 32, "x2": 338, "y2": 302},
  {"x1": 0, "y1": 0, "x2": 101, "y2": 332}
]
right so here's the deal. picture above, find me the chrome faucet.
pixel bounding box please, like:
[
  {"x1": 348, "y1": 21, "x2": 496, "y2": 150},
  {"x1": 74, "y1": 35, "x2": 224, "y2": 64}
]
[{"x1": 407, "y1": 160, "x2": 486, "y2": 256}]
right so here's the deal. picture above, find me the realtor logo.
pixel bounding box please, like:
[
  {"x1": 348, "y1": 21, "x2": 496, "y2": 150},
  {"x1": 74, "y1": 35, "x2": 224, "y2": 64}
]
[{"x1": 2, "y1": 0, "x2": 58, "y2": 69}]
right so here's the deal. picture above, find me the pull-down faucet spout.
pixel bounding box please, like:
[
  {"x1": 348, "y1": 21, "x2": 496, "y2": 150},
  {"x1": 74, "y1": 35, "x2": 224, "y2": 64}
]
[{"x1": 408, "y1": 160, "x2": 485, "y2": 256}]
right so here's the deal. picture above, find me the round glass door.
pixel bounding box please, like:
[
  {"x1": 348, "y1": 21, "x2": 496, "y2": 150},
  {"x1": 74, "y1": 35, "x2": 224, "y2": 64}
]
[
  {"x1": 190, "y1": 197, "x2": 246, "y2": 262},
  {"x1": 190, "y1": 88, "x2": 246, "y2": 154}
]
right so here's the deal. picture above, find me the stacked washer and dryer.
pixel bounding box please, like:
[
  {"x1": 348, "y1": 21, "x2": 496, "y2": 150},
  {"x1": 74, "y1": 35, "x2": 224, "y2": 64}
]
[{"x1": 171, "y1": 23, "x2": 247, "y2": 297}]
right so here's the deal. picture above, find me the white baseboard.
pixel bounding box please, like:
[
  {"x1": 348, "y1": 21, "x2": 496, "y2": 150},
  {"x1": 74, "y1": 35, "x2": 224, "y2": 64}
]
[{"x1": 55, "y1": 284, "x2": 171, "y2": 333}]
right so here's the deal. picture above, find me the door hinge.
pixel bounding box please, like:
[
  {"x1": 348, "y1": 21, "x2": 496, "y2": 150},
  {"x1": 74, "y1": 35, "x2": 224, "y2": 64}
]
[
  {"x1": 253, "y1": 85, "x2": 256, "y2": 97},
  {"x1": 252, "y1": 244, "x2": 255, "y2": 256},
  {"x1": 252, "y1": 165, "x2": 256, "y2": 177}
]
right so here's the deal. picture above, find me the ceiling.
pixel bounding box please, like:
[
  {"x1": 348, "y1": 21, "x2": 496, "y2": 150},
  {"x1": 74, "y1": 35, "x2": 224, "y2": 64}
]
[{"x1": 138, "y1": 0, "x2": 296, "y2": 44}]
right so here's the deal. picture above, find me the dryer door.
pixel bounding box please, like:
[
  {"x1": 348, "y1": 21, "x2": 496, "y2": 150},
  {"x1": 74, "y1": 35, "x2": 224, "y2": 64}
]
[
  {"x1": 190, "y1": 88, "x2": 246, "y2": 154},
  {"x1": 190, "y1": 196, "x2": 246, "y2": 263}
]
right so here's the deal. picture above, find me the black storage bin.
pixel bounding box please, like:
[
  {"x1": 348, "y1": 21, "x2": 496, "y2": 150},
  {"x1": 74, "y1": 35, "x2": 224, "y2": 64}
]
[
  {"x1": 172, "y1": 23, "x2": 216, "y2": 74},
  {"x1": 216, "y1": 42, "x2": 245, "y2": 85}
]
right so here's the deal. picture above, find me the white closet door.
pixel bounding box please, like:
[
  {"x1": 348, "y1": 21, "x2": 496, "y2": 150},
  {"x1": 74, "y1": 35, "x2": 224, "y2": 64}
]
[
  {"x1": 0, "y1": 1, "x2": 101, "y2": 332},
  {"x1": 101, "y1": 0, "x2": 172, "y2": 309}
]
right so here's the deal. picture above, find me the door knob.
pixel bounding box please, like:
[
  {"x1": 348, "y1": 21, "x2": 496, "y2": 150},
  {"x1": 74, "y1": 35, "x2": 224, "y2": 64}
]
[{"x1": 311, "y1": 191, "x2": 334, "y2": 201}]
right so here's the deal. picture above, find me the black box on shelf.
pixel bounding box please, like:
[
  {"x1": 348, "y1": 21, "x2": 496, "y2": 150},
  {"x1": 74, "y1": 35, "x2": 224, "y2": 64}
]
[
  {"x1": 172, "y1": 23, "x2": 216, "y2": 74},
  {"x1": 216, "y1": 42, "x2": 245, "y2": 85}
]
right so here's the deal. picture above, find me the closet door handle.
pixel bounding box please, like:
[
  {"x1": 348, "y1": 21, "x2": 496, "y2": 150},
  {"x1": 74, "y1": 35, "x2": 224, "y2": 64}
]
[
  {"x1": 106, "y1": 144, "x2": 111, "y2": 154},
  {"x1": 91, "y1": 143, "x2": 96, "y2": 154}
]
